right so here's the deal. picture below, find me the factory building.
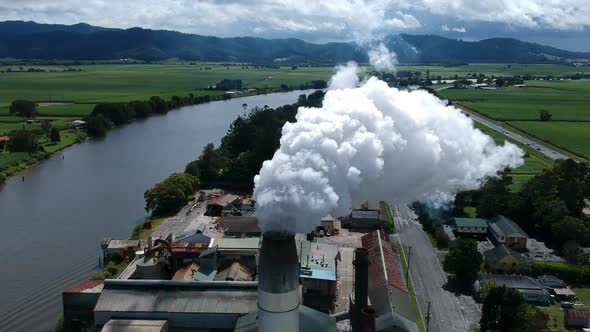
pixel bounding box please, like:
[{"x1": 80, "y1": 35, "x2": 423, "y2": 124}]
[
  {"x1": 94, "y1": 279, "x2": 258, "y2": 330},
  {"x1": 488, "y1": 215, "x2": 529, "y2": 251},
  {"x1": 360, "y1": 230, "x2": 419, "y2": 332},
  {"x1": 298, "y1": 239, "x2": 340, "y2": 312},
  {"x1": 62, "y1": 280, "x2": 104, "y2": 332},
  {"x1": 217, "y1": 216, "x2": 262, "y2": 237},
  {"x1": 342, "y1": 201, "x2": 387, "y2": 229}
]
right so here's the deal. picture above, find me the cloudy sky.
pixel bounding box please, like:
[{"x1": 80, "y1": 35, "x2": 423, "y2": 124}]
[{"x1": 1, "y1": 0, "x2": 589, "y2": 51}]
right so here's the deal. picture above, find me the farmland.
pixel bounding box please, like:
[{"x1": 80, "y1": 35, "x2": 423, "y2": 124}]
[{"x1": 440, "y1": 79, "x2": 590, "y2": 160}]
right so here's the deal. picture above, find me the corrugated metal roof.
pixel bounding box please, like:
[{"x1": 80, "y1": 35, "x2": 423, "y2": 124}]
[
  {"x1": 63, "y1": 279, "x2": 104, "y2": 294},
  {"x1": 484, "y1": 244, "x2": 529, "y2": 264},
  {"x1": 234, "y1": 305, "x2": 336, "y2": 332},
  {"x1": 454, "y1": 218, "x2": 488, "y2": 228},
  {"x1": 479, "y1": 274, "x2": 544, "y2": 290},
  {"x1": 95, "y1": 287, "x2": 257, "y2": 314},
  {"x1": 107, "y1": 239, "x2": 141, "y2": 250},
  {"x1": 207, "y1": 194, "x2": 239, "y2": 207},
  {"x1": 212, "y1": 237, "x2": 260, "y2": 250},
  {"x1": 218, "y1": 216, "x2": 260, "y2": 234},
  {"x1": 489, "y1": 215, "x2": 527, "y2": 238},
  {"x1": 565, "y1": 309, "x2": 590, "y2": 320},
  {"x1": 361, "y1": 230, "x2": 408, "y2": 294}
]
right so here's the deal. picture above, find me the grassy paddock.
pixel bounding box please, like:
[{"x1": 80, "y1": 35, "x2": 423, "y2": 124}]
[{"x1": 507, "y1": 121, "x2": 590, "y2": 160}]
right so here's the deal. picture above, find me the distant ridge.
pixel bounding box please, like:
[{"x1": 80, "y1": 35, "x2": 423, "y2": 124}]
[{"x1": 0, "y1": 21, "x2": 589, "y2": 64}]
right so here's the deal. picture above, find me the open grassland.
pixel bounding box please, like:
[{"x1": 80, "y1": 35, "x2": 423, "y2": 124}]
[
  {"x1": 440, "y1": 80, "x2": 590, "y2": 162},
  {"x1": 399, "y1": 63, "x2": 585, "y2": 78},
  {"x1": 0, "y1": 64, "x2": 333, "y2": 105},
  {"x1": 507, "y1": 121, "x2": 590, "y2": 159},
  {"x1": 441, "y1": 80, "x2": 590, "y2": 121}
]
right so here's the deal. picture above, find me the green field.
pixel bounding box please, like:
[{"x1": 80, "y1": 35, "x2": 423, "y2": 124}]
[
  {"x1": 399, "y1": 63, "x2": 586, "y2": 78},
  {"x1": 508, "y1": 121, "x2": 590, "y2": 159},
  {"x1": 474, "y1": 122, "x2": 554, "y2": 190},
  {"x1": 440, "y1": 80, "x2": 590, "y2": 161},
  {"x1": 0, "y1": 64, "x2": 334, "y2": 105}
]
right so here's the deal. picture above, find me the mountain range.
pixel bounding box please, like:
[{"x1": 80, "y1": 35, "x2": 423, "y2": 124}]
[{"x1": 1, "y1": 20, "x2": 589, "y2": 64}]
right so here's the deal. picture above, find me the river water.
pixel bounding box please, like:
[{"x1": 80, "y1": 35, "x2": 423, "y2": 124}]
[{"x1": 0, "y1": 90, "x2": 310, "y2": 332}]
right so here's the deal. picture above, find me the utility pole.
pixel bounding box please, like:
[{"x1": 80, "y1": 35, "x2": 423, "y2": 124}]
[
  {"x1": 406, "y1": 246, "x2": 412, "y2": 281},
  {"x1": 425, "y1": 301, "x2": 432, "y2": 332}
]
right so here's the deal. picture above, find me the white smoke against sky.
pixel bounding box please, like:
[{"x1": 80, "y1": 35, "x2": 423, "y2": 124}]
[
  {"x1": 253, "y1": 66, "x2": 524, "y2": 234},
  {"x1": 328, "y1": 62, "x2": 360, "y2": 90},
  {"x1": 368, "y1": 43, "x2": 398, "y2": 71}
]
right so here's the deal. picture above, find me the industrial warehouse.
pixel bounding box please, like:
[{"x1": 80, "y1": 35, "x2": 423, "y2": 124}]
[{"x1": 62, "y1": 193, "x2": 416, "y2": 332}]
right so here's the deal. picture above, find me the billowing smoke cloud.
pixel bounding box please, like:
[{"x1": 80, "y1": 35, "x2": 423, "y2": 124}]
[
  {"x1": 253, "y1": 65, "x2": 523, "y2": 234},
  {"x1": 328, "y1": 62, "x2": 360, "y2": 90},
  {"x1": 368, "y1": 43, "x2": 398, "y2": 71}
]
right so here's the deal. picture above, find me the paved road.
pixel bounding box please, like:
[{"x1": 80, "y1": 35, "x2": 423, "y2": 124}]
[
  {"x1": 434, "y1": 85, "x2": 567, "y2": 161},
  {"x1": 392, "y1": 203, "x2": 480, "y2": 332}
]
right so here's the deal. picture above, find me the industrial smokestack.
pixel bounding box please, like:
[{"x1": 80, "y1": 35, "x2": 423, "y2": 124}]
[
  {"x1": 352, "y1": 247, "x2": 369, "y2": 332},
  {"x1": 360, "y1": 307, "x2": 376, "y2": 332},
  {"x1": 258, "y1": 232, "x2": 300, "y2": 332}
]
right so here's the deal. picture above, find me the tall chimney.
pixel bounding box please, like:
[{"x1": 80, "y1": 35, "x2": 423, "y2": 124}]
[
  {"x1": 360, "y1": 307, "x2": 376, "y2": 332},
  {"x1": 352, "y1": 247, "x2": 369, "y2": 332},
  {"x1": 258, "y1": 232, "x2": 300, "y2": 332}
]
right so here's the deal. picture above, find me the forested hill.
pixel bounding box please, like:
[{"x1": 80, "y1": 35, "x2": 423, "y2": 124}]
[{"x1": 1, "y1": 20, "x2": 589, "y2": 64}]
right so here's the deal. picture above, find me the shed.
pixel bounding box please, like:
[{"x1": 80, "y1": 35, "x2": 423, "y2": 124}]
[
  {"x1": 94, "y1": 280, "x2": 258, "y2": 330},
  {"x1": 218, "y1": 216, "x2": 261, "y2": 237},
  {"x1": 484, "y1": 244, "x2": 530, "y2": 273},
  {"x1": 488, "y1": 215, "x2": 528, "y2": 251},
  {"x1": 476, "y1": 274, "x2": 551, "y2": 304},
  {"x1": 453, "y1": 218, "x2": 488, "y2": 237},
  {"x1": 62, "y1": 280, "x2": 104, "y2": 332},
  {"x1": 206, "y1": 194, "x2": 240, "y2": 216},
  {"x1": 565, "y1": 309, "x2": 590, "y2": 328}
]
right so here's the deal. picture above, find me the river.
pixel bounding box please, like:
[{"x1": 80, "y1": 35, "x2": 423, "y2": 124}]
[{"x1": 0, "y1": 90, "x2": 311, "y2": 332}]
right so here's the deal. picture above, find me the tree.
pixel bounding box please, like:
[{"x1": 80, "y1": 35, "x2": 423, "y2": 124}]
[
  {"x1": 85, "y1": 114, "x2": 112, "y2": 137},
  {"x1": 7, "y1": 129, "x2": 37, "y2": 152},
  {"x1": 443, "y1": 239, "x2": 482, "y2": 284},
  {"x1": 9, "y1": 100, "x2": 38, "y2": 118},
  {"x1": 539, "y1": 110, "x2": 552, "y2": 121},
  {"x1": 552, "y1": 216, "x2": 589, "y2": 245},
  {"x1": 149, "y1": 96, "x2": 168, "y2": 114},
  {"x1": 127, "y1": 100, "x2": 152, "y2": 118},
  {"x1": 49, "y1": 127, "x2": 61, "y2": 143},
  {"x1": 40, "y1": 120, "x2": 53, "y2": 139},
  {"x1": 196, "y1": 143, "x2": 223, "y2": 182},
  {"x1": 478, "y1": 175, "x2": 512, "y2": 219},
  {"x1": 184, "y1": 160, "x2": 201, "y2": 178},
  {"x1": 92, "y1": 103, "x2": 132, "y2": 125},
  {"x1": 480, "y1": 286, "x2": 537, "y2": 332},
  {"x1": 144, "y1": 173, "x2": 199, "y2": 216}
]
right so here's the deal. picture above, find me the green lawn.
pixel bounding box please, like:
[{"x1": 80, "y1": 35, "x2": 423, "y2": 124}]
[
  {"x1": 441, "y1": 80, "x2": 590, "y2": 121},
  {"x1": 463, "y1": 206, "x2": 477, "y2": 218},
  {"x1": 507, "y1": 121, "x2": 590, "y2": 159}
]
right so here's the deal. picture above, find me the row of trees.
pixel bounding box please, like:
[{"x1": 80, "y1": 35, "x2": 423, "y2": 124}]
[
  {"x1": 183, "y1": 90, "x2": 325, "y2": 188},
  {"x1": 85, "y1": 94, "x2": 220, "y2": 137}
]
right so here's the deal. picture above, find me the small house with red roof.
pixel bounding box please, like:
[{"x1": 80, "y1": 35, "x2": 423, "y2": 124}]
[{"x1": 0, "y1": 135, "x2": 8, "y2": 149}]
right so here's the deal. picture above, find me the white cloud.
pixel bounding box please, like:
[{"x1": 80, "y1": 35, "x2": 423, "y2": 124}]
[
  {"x1": 420, "y1": 0, "x2": 590, "y2": 30},
  {"x1": 442, "y1": 24, "x2": 466, "y2": 33},
  {"x1": 0, "y1": 0, "x2": 588, "y2": 40}
]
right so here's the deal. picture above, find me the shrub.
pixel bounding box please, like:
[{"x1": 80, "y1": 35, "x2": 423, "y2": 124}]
[{"x1": 530, "y1": 261, "x2": 590, "y2": 285}]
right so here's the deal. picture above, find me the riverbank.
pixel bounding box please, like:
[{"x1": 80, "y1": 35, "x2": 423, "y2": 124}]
[{"x1": 0, "y1": 86, "x2": 317, "y2": 189}]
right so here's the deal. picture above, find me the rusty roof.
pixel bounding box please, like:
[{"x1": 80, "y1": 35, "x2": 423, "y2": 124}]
[
  {"x1": 63, "y1": 279, "x2": 104, "y2": 294},
  {"x1": 207, "y1": 194, "x2": 240, "y2": 207},
  {"x1": 361, "y1": 230, "x2": 408, "y2": 294},
  {"x1": 565, "y1": 309, "x2": 590, "y2": 320}
]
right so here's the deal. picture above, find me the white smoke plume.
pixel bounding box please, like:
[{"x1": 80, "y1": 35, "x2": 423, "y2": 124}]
[
  {"x1": 368, "y1": 43, "x2": 398, "y2": 71},
  {"x1": 328, "y1": 62, "x2": 360, "y2": 89},
  {"x1": 253, "y1": 65, "x2": 524, "y2": 234}
]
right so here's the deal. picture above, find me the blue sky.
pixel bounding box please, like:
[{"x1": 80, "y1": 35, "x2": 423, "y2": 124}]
[{"x1": 1, "y1": 0, "x2": 589, "y2": 51}]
